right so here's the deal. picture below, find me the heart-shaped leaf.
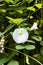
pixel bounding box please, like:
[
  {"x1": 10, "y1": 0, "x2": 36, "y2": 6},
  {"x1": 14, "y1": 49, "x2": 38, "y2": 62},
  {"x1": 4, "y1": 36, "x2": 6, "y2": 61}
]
[
  {"x1": 27, "y1": 6, "x2": 35, "y2": 11},
  {"x1": 6, "y1": 16, "x2": 23, "y2": 24},
  {"x1": 35, "y1": 3, "x2": 42, "y2": 8}
]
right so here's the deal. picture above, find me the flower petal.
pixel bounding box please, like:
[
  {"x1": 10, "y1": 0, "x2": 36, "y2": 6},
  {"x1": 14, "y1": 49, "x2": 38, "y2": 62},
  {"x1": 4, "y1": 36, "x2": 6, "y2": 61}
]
[
  {"x1": 13, "y1": 28, "x2": 29, "y2": 44},
  {"x1": 30, "y1": 22, "x2": 38, "y2": 31}
]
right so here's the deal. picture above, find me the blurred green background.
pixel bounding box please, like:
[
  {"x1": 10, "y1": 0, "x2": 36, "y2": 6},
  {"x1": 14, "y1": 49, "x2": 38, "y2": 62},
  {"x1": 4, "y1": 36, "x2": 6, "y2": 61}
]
[{"x1": 0, "y1": 0, "x2": 43, "y2": 65}]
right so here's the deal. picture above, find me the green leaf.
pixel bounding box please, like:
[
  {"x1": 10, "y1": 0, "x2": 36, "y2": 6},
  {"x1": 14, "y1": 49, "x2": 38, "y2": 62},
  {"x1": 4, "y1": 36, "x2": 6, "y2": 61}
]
[
  {"x1": 0, "y1": 32, "x2": 4, "y2": 36},
  {"x1": 0, "y1": 0, "x2": 3, "y2": 2},
  {"x1": 32, "y1": 36, "x2": 42, "y2": 41},
  {"x1": 0, "y1": 9, "x2": 6, "y2": 13},
  {"x1": 26, "y1": 0, "x2": 33, "y2": 3},
  {"x1": 0, "y1": 54, "x2": 7, "y2": 59},
  {"x1": 27, "y1": 15, "x2": 33, "y2": 19},
  {"x1": 5, "y1": 0, "x2": 11, "y2": 3},
  {"x1": 8, "y1": 61, "x2": 19, "y2": 65},
  {"x1": 0, "y1": 4, "x2": 5, "y2": 6},
  {"x1": 40, "y1": 47, "x2": 43, "y2": 56},
  {"x1": 0, "y1": 24, "x2": 14, "y2": 36},
  {"x1": 29, "y1": 16, "x2": 33, "y2": 19},
  {"x1": 35, "y1": 3, "x2": 42, "y2": 8},
  {"x1": 33, "y1": 54, "x2": 43, "y2": 62},
  {"x1": 17, "y1": 10, "x2": 23, "y2": 14},
  {"x1": 27, "y1": 6, "x2": 35, "y2": 11},
  {"x1": 0, "y1": 52, "x2": 16, "y2": 65},
  {"x1": 5, "y1": 0, "x2": 14, "y2": 3},
  {"x1": 6, "y1": 16, "x2": 23, "y2": 24},
  {"x1": 15, "y1": 45, "x2": 24, "y2": 50},
  {"x1": 27, "y1": 40, "x2": 35, "y2": 44},
  {"x1": 10, "y1": 32, "x2": 13, "y2": 36},
  {"x1": 25, "y1": 45, "x2": 35, "y2": 50},
  {"x1": 25, "y1": 27, "x2": 30, "y2": 31},
  {"x1": 14, "y1": 0, "x2": 19, "y2": 3},
  {"x1": 40, "y1": 41, "x2": 43, "y2": 46},
  {"x1": 3, "y1": 24, "x2": 14, "y2": 34}
]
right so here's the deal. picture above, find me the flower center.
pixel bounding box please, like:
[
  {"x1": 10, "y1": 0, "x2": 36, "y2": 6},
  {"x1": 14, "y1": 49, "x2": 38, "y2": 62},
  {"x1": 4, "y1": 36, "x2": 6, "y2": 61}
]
[{"x1": 18, "y1": 29, "x2": 22, "y2": 37}]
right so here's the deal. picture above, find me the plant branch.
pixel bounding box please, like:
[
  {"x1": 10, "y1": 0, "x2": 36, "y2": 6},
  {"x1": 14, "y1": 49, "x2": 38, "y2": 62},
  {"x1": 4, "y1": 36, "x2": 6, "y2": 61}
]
[{"x1": 4, "y1": 47, "x2": 43, "y2": 65}]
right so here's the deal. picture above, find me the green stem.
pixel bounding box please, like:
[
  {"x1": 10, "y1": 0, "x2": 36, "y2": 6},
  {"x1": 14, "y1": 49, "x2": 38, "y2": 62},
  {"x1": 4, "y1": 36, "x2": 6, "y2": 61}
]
[
  {"x1": 4, "y1": 47, "x2": 43, "y2": 65},
  {"x1": 28, "y1": 56, "x2": 42, "y2": 65},
  {"x1": 30, "y1": 7, "x2": 43, "y2": 16},
  {"x1": 24, "y1": 49, "x2": 26, "y2": 65}
]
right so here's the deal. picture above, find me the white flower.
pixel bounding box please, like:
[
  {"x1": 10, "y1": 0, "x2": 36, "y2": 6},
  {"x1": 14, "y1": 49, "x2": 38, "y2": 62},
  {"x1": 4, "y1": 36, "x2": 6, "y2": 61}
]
[
  {"x1": 30, "y1": 22, "x2": 38, "y2": 31},
  {"x1": 13, "y1": 28, "x2": 29, "y2": 44}
]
